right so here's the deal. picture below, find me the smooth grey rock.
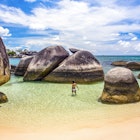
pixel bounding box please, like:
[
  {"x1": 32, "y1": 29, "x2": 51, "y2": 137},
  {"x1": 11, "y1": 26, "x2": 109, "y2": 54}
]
[
  {"x1": 126, "y1": 61, "x2": 140, "y2": 70},
  {"x1": 43, "y1": 50, "x2": 104, "y2": 83},
  {"x1": 24, "y1": 46, "x2": 69, "y2": 81},
  {"x1": 15, "y1": 56, "x2": 33, "y2": 76},
  {"x1": 111, "y1": 61, "x2": 140, "y2": 70},
  {"x1": 111, "y1": 61, "x2": 127, "y2": 66},
  {"x1": 69, "y1": 48, "x2": 80, "y2": 53},
  {"x1": 99, "y1": 67, "x2": 140, "y2": 104},
  {"x1": 0, "y1": 37, "x2": 10, "y2": 85},
  {"x1": 0, "y1": 92, "x2": 8, "y2": 103}
]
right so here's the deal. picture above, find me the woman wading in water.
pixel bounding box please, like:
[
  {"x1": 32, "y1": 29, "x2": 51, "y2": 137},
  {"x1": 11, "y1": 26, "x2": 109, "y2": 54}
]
[{"x1": 72, "y1": 81, "x2": 79, "y2": 96}]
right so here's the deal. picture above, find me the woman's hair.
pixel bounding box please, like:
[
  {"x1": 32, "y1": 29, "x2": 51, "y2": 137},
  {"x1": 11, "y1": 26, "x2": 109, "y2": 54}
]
[{"x1": 72, "y1": 81, "x2": 75, "y2": 83}]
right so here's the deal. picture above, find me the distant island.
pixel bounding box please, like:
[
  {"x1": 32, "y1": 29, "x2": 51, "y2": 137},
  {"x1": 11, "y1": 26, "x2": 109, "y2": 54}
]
[{"x1": 6, "y1": 48, "x2": 37, "y2": 58}]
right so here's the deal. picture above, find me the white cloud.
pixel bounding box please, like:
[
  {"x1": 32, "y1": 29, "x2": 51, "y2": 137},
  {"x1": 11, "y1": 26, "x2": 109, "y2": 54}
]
[
  {"x1": 131, "y1": 37, "x2": 137, "y2": 41},
  {"x1": 24, "y1": 37, "x2": 75, "y2": 51},
  {"x1": 128, "y1": 33, "x2": 138, "y2": 41},
  {"x1": 0, "y1": 26, "x2": 11, "y2": 36},
  {"x1": 24, "y1": 0, "x2": 36, "y2": 2},
  {"x1": 0, "y1": 1, "x2": 128, "y2": 31},
  {"x1": 0, "y1": 0, "x2": 140, "y2": 54},
  {"x1": 0, "y1": 5, "x2": 29, "y2": 26},
  {"x1": 134, "y1": 43, "x2": 140, "y2": 52},
  {"x1": 118, "y1": 40, "x2": 131, "y2": 48}
]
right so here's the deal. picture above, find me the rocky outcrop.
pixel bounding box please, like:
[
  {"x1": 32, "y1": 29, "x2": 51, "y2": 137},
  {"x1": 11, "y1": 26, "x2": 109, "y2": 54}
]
[
  {"x1": 23, "y1": 46, "x2": 69, "y2": 81},
  {"x1": 15, "y1": 56, "x2": 33, "y2": 76},
  {"x1": 126, "y1": 61, "x2": 140, "y2": 70},
  {"x1": 43, "y1": 50, "x2": 104, "y2": 83},
  {"x1": 0, "y1": 37, "x2": 10, "y2": 85},
  {"x1": 111, "y1": 61, "x2": 140, "y2": 70},
  {"x1": 69, "y1": 48, "x2": 80, "y2": 53},
  {"x1": 0, "y1": 92, "x2": 8, "y2": 103},
  {"x1": 99, "y1": 67, "x2": 140, "y2": 104},
  {"x1": 111, "y1": 61, "x2": 127, "y2": 66}
]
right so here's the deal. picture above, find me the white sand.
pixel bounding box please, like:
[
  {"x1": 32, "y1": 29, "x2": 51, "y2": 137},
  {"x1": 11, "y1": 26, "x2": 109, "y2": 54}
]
[{"x1": 0, "y1": 117, "x2": 140, "y2": 140}]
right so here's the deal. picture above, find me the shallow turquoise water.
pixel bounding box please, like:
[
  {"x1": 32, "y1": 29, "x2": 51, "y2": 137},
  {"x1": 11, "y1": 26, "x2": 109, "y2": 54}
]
[
  {"x1": 3, "y1": 56, "x2": 140, "y2": 131},
  {"x1": 0, "y1": 75, "x2": 140, "y2": 131},
  {"x1": 9, "y1": 58, "x2": 20, "y2": 66}
]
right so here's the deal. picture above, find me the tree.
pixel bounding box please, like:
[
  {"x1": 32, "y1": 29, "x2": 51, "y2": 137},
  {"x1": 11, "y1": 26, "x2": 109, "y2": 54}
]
[{"x1": 7, "y1": 50, "x2": 16, "y2": 56}]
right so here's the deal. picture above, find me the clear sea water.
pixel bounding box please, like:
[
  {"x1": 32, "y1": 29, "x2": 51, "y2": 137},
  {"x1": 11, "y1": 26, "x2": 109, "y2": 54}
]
[
  {"x1": 9, "y1": 58, "x2": 21, "y2": 66},
  {"x1": 96, "y1": 55, "x2": 140, "y2": 74},
  {"x1": 0, "y1": 56, "x2": 140, "y2": 131},
  {"x1": 9, "y1": 55, "x2": 140, "y2": 73}
]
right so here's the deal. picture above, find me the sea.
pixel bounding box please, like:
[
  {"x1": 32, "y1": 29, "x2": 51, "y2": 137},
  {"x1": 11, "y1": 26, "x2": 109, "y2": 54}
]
[
  {"x1": 0, "y1": 55, "x2": 140, "y2": 131},
  {"x1": 9, "y1": 55, "x2": 140, "y2": 74}
]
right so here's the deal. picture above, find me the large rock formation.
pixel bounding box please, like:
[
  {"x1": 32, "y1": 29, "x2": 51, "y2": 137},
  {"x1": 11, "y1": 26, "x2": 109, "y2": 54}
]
[
  {"x1": 43, "y1": 50, "x2": 104, "y2": 83},
  {"x1": 111, "y1": 61, "x2": 140, "y2": 70},
  {"x1": 99, "y1": 67, "x2": 140, "y2": 104},
  {"x1": 0, "y1": 37, "x2": 10, "y2": 85},
  {"x1": 23, "y1": 46, "x2": 69, "y2": 81},
  {"x1": 15, "y1": 56, "x2": 33, "y2": 76},
  {"x1": 126, "y1": 61, "x2": 140, "y2": 70},
  {"x1": 0, "y1": 92, "x2": 8, "y2": 103}
]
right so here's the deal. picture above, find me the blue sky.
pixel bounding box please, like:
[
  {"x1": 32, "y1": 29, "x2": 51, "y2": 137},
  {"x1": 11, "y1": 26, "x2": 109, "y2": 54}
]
[{"x1": 0, "y1": 0, "x2": 140, "y2": 55}]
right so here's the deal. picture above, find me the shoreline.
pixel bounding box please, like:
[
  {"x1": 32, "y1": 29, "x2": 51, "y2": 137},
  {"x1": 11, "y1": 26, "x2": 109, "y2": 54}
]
[
  {"x1": 1, "y1": 67, "x2": 140, "y2": 139},
  {"x1": 0, "y1": 116, "x2": 140, "y2": 140}
]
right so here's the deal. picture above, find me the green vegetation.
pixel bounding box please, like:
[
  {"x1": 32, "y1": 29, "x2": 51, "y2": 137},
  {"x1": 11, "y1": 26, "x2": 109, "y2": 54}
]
[
  {"x1": 6, "y1": 49, "x2": 16, "y2": 57},
  {"x1": 6, "y1": 49, "x2": 37, "y2": 57}
]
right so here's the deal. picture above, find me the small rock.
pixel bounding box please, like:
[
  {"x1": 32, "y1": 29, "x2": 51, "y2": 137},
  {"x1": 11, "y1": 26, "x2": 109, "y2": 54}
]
[
  {"x1": 0, "y1": 92, "x2": 8, "y2": 103},
  {"x1": 69, "y1": 48, "x2": 80, "y2": 53},
  {"x1": 111, "y1": 61, "x2": 127, "y2": 66}
]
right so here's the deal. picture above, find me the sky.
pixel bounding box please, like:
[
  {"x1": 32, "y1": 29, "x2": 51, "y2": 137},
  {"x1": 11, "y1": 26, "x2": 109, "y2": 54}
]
[{"x1": 0, "y1": 0, "x2": 140, "y2": 55}]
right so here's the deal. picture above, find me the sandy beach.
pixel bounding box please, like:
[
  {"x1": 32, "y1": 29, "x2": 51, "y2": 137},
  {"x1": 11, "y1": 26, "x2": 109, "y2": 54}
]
[
  {"x1": 1, "y1": 57, "x2": 140, "y2": 140},
  {"x1": 0, "y1": 76, "x2": 140, "y2": 140},
  {"x1": 0, "y1": 116, "x2": 140, "y2": 140}
]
